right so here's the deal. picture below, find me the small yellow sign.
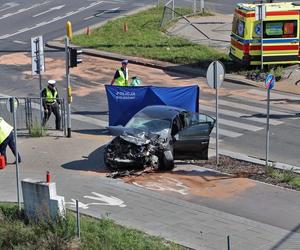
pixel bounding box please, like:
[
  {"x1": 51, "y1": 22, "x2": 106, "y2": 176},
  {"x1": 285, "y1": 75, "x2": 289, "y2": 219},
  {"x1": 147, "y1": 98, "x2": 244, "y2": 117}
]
[{"x1": 66, "y1": 21, "x2": 73, "y2": 40}]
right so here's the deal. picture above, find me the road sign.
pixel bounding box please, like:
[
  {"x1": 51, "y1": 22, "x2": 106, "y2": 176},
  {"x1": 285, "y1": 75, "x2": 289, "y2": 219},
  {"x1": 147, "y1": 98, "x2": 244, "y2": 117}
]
[
  {"x1": 265, "y1": 74, "x2": 276, "y2": 90},
  {"x1": 255, "y1": 4, "x2": 266, "y2": 21},
  {"x1": 265, "y1": 74, "x2": 275, "y2": 167},
  {"x1": 6, "y1": 97, "x2": 19, "y2": 113},
  {"x1": 206, "y1": 60, "x2": 225, "y2": 165},
  {"x1": 31, "y1": 35, "x2": 45, "y2": 75},
  {"x1": 206, "y1": 61, "x2": 225, "y2": 89}
]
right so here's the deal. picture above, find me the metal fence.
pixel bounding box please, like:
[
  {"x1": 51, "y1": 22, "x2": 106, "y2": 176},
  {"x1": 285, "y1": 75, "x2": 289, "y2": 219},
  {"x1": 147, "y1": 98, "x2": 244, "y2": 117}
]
[
  {"x1": 0, "y1": 97, "x2": 66, "y2": 136},
  {"x1": 160, "y1": 0, "x2": 205, "y2": 29},
  {"x1": 159, "y1": 0, "x2": 205, "y2": 24}
]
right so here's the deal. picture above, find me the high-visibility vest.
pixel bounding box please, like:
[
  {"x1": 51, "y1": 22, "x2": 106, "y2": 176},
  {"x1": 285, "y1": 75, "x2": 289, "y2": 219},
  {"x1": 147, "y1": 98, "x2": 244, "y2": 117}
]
[
  {"x1": 0, "y1": 118, "x2": 13, "y2": 144},
  {"x1": 45, "y1": 87, "x2": 58, "y2": 103},
  {"x1": 115, "y1": 68, "x2": 128, "y2": 86}
]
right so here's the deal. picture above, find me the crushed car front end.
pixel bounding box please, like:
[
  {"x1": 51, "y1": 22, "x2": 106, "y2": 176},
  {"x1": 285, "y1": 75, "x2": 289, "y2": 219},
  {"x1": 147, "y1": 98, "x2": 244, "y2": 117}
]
[{"x1": 104, "y1": 132, "x2": 168, "y2": 171}]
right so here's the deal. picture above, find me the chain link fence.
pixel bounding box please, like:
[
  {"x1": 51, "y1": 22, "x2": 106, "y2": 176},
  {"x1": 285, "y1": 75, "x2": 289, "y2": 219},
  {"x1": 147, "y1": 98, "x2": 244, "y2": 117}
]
[
  {"x1": 160, "y1": 0, "x2": 206, "y2": 29},
  {"x1": 0, "y1": 97, "x2": 66, "y2": 136}
]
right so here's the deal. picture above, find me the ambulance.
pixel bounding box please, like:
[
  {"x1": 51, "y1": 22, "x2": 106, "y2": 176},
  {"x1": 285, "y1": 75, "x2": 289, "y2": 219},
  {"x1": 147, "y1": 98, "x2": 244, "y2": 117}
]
[{"x1": 230, "y1": 1, "x2": 300, "y2": 66}]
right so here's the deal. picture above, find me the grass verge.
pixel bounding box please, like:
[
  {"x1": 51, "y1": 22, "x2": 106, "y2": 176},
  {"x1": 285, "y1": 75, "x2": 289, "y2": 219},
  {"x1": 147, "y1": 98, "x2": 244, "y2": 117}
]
[
  {"x1": 72, "y1": 7, "x2": 229, "y2": 66},
  {"x1": 0, "y1": 203, "x2": 185, "y2": 250}
]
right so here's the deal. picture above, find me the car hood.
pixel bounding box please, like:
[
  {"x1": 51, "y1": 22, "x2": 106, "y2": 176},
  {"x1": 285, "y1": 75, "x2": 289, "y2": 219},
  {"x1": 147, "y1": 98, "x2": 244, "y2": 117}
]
[{"x1": 107, "y1": 126, "x2": 143, "y2": 137}]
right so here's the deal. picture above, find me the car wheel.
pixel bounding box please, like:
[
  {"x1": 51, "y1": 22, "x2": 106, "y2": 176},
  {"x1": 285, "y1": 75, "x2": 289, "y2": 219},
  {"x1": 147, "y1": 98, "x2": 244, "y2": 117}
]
[{"x1": 160, "y1": 150, "x2": 174, "y2": 171}]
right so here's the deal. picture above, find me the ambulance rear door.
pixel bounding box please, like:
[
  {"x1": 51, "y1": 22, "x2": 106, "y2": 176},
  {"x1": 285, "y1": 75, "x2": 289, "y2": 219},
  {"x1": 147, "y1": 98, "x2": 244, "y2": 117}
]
[{"x1": 262, "y1": 18, "x2": 299, "y2": 64}]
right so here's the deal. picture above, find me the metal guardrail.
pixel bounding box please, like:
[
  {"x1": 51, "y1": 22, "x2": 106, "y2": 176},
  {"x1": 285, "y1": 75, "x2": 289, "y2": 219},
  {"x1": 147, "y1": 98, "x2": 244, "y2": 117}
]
[{"x1": 0, "y1": 97, "x2": 66, "y2": 136}]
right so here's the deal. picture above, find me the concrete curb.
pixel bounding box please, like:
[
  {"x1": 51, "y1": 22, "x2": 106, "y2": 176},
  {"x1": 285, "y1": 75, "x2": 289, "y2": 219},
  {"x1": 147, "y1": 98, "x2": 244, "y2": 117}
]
[{"x1": 208, "y1": 148, "x2": 300, "y2": 174}]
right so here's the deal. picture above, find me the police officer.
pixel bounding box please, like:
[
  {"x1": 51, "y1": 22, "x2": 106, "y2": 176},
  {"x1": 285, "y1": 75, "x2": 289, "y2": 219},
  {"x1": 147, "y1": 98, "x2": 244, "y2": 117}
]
[
  {"x1": 0, "y1": 117, "x2": 21, "y2": 164},
  {"x1": 42, "y1": 80, "x2": 61, "y2": 130},
  {"x1": 111, "y1": 59, "x2": 129, "y2": 86}
]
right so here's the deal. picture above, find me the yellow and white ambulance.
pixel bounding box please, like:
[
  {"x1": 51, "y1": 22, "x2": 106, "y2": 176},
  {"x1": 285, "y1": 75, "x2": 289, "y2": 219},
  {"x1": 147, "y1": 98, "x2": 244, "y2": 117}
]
[{"x1": 230, "y1": 2, "x2": 300, "y2": 65}]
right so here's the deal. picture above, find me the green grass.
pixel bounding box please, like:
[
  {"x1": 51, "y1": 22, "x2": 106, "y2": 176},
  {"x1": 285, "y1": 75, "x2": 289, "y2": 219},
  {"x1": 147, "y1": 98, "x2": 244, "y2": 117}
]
[
  {"x1": 72, "y1": 7, "x2": 228, "y2": 65},
  {"x1": 30, "y1": 120, "x2": 46, "y2": 137},
  {"x1": 0, "y1": 203, "x2": 185, "y2": 250},
  {"x1": 266, "y1": 168, "x2": 300, "y2": 188},
  {"x1": 290, "y1": 177, "x2": 300, "y2": 188}
]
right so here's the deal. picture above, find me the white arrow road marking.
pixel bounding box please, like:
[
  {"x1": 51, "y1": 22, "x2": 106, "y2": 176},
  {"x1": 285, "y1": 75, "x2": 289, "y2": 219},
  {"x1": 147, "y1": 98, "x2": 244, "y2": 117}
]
[
  {"x1": 0, "y1": 1, "x2": 49, "y2": 20},
  {"x1": 0, "y1": 2, "x2": 19, "y2": 13},
  {"x1": 84, "y1": 192, "x2": 126, "y2": 207},
  {"x1": 0, "y1": 1, "x2": 104, "y2": 39},
  {"x1": 65, "y1": 199, "x2": 90, "y2": 209},
  {"x1": 84, "y1": 7, "x2": 120, "y2": 20},
  {"x1": 33, "y1": 4, "x2": 65, "y2": 17}
]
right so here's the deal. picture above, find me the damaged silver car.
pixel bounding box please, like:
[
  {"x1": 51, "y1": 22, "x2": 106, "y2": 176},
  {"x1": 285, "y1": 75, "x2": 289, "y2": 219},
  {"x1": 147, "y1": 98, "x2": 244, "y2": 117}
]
[{"x1": 105, "y1": 105, "x2": 215, "y2": 171}]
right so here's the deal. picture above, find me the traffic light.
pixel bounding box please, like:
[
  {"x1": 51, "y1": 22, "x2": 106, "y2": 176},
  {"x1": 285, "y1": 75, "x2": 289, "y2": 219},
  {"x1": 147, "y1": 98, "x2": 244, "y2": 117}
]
[{"x1": 69, "y1": 47, "x2": 82, "y2": 68}]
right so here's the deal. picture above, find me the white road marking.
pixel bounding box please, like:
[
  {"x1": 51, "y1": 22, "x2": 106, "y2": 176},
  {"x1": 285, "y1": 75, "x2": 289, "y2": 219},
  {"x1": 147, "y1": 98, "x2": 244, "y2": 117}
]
[
  {"x1": 0, "y1": 1, "x2": 104, "y2": 39},
  {"x1": 211, "y1": 127, "x2": 243, "y2": 138},
  {"x1": 71, "y1": 114, "x2": 108, "y2": 127},
  {"x1": 209, "y1": 137, "x2": 222, "y2": 144},
  {"x1": 247, "y1": 89, "x2": 300, "y2": 101},
  {"x1": 0, "y1": 34, "x2": 10, "y2": 39},
  {"x1": 66, "y1": 193, "x2": 126, "y2": 209},
  {"x1": 218, "y1": 118, "x2": 262, "y2": 131},
  {"x1": 219, "y1": 99, "x2": 287, "y2": 115},
  {"x1": 13, "y1": 40, "x2": 27, "y2": 44},
  {"x1": 84, "y1": 192, "x2": 126, "y2": 207},
  {"x1": 133, "y1": 176, "x2": 189, "y2": 195},
  {"x1": 0, "y1": 1, "x2": 49, "y2": 20},
  {"x1": 32, "y1": 4, "x2": 65, "y2": 17},
  {"x1": 65, "y1": 11, "x2": 75, "y2": 16},
  {"x1": 0, "y1": 2, "x2": 19, "y2": 13},
  {"x1": 199, "y1": 104, "x2": 283, "y2": 125},
  {"x1": 84, "y1": 7, "x2": 120, "y2": 20},
  {"x1": 230, "y1": 93, "x2": 300, "y2": 114},
  {"x1": 18, "y1": 27, "x2": 30, "y2": 33},
  {"x1": 65, "y1": 199, "x2": 90, "y2": 209}
]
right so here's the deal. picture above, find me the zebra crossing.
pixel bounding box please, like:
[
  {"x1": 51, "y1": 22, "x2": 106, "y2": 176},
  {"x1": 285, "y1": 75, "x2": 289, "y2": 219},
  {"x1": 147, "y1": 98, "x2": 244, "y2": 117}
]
[
  {"x1": 24, "y1": 87, "x2": 295, "y2": 144},
  {"x1": 200, "y1": 88, "x2": 299, "y2": 141}
]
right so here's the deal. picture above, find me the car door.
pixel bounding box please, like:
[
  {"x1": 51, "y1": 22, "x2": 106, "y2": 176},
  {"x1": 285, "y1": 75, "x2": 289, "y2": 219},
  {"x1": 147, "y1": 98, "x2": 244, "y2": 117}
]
[{"x1": 173, "y1": 113, "x2": 215, "y2": 160}]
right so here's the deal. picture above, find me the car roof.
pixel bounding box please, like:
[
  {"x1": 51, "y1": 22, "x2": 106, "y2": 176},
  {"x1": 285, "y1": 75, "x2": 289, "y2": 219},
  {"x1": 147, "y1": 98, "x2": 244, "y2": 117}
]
[{"x1": 138, "y1": 105, "x2": 186, "y2": 120}]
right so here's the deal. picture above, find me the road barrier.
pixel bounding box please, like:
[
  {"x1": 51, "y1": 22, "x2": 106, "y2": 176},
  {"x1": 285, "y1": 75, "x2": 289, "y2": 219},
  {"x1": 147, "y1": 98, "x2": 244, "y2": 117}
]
[{"x1": 0, "y1": 97, "x2": 66, "y2": 136}]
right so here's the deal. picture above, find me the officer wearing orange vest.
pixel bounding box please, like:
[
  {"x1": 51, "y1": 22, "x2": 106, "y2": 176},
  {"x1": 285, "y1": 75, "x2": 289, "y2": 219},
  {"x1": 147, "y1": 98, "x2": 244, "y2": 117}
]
[
  {"x1": 42, "y1": 80, "x2": 61, "y2": 130},
  {"x1": 111, "y1": 59, "x2": 129, "y2": 86},
  {"x1": 0, "y1": 117, "x2": 21, "y2": 164}
]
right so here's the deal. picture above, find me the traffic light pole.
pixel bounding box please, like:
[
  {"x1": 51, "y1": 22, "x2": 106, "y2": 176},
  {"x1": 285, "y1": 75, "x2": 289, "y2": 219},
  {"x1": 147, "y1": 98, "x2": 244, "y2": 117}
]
[
  {"x1": 65, "y1": 37, "x2": 71, "y2": 138},
  {"x1": 33, "y1": 38, "x2": 43, "y2": 126}
]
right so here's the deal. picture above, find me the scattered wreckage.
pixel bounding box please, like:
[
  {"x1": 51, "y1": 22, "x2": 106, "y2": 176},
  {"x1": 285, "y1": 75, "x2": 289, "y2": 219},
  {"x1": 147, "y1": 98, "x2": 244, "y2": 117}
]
[{"x1": 105, "y1": 105, "x2": 215, "y2": 172}]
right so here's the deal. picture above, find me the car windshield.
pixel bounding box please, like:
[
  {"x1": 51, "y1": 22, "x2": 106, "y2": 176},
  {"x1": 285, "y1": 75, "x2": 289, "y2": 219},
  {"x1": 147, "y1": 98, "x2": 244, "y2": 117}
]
[{"x1": 125, "y1": 115, "x2": 171, "y2": 138}]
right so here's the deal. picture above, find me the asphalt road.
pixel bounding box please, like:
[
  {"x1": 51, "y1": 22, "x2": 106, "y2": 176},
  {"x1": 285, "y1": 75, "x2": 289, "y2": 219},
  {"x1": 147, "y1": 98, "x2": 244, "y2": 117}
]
[
  {"x1": 0, "y1": 51, "x2": 299, "y2": 167},
  {"x1": 0, "y1": 0, "x2": 152, "y2": 52},
  {"x1": 1, "y1": 0, "x2": 295, "y2": 52}
]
